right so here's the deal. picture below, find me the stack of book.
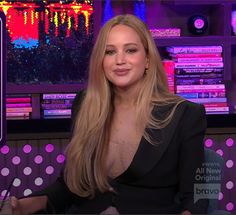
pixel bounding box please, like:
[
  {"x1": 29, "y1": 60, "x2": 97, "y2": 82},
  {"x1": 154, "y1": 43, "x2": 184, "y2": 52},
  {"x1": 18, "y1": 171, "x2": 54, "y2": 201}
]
[
  {"x1": 41, "y1": 93, "x2": 76, "y2": 119},
  {"x1": 6, "y1": 94, "x2": 32, "y2": 120},
  {"x1": 166, "y1": 45, "x2": 229, "y2": 114}
]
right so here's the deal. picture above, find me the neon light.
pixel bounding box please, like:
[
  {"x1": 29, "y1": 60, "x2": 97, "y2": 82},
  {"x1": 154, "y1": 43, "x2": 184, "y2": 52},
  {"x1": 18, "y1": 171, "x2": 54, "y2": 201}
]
[{"x1": 0, "y1": 1, "x2": 94, "y2": 48}]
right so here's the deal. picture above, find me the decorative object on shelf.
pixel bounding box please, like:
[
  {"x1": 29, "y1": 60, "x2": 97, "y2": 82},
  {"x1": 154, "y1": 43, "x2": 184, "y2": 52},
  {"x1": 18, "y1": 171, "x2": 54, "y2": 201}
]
[
  {"x1": 134, "y1": 0, "x2": 146, "y2": 22},
  {"x1": 231, "y1": 10, "x2": 236, "y2": 35},
  {"x1": 187, "y1": 14, "x2": 208, "y2": 35},
  {"x1": 102, "y1": 0, "x2": 113, "y2": 25},
  {"x1": 150, "y1": 28, "x2": 181, "y2": 38}
]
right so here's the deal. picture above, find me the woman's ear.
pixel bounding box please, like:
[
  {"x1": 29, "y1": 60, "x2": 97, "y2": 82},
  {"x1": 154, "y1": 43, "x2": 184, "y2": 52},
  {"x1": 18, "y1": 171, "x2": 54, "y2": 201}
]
[{"x1": 145, "y1": 57, "x2": 149, "y2": 69}]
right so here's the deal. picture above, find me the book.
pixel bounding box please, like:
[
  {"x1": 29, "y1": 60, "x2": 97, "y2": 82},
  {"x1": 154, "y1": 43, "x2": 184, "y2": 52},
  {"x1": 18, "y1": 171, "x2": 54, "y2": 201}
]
[
  {"x1": 173, "y1": 57, "x2": 223, "y2": 63},
  {"x1": 166, "y1": 46, "x2": 223, "y2": 54},
  {"x1": 6, "y1": 107, "x2": 32, "y2": 113},
  {"x1": 163, "y1": 60, "x2": 175, "y2": 75},
  {"x1": 42, "y1": 93, "x2": 76, "y2": 100},
  {"x1": 187, "y1": 98, "x2": 227, "y2": 103},
  {"x1": 205, "y1": 107, "x2": 229, "y2": 112},
  {"x1": 6, "y1": 112, "x2": 30, "y2": 117},
  {"x1": 6, "y1": 103, "x2": 31, "y2": 108},
  {"x1": 7, "y1": 94, "x2": 31, "y2": 98},
  {"x1": 177, "y1": 92, "x2": 226, "y2": 99},
  {"x1": 42, "y1": 99, "x2": 74, "y2": 104},
  {"x1": 176, "y1": 84, "x2": 225, "y2": 90},
  {"x1": 6, "y1": 98, "x2": 31, "y2": 103},
  {"x1": 41, "y1": 104, "x2": 72, "y2": 109},
  {"x1": 176, "y1": 89, "x2": 226, "y2": 93},
  {"x1": 203, "y1": 103, "x2": 228, "y2": 107},
  {"x1": 175, "y1": 78, "x2": 223, "y2": 85},
  {"x1": 175, "y1": 68, "x2": 224, "y2": 74},
  {"x1": 43, "y1": 115, "x2": 71, "y2": 119},
  {"x1": 43, "y1": 109, "x2": 71, "y2": 116},
  {"x1": 150, "y1": 28, "x2": 181, "y2": 37},
  {"x1": 207, "y1": 111, "x2": 229, "y2": 115},
  {"x1": 169, "y1": 53, "x2": 222, "y2": 58},
  {"x1": 175, "y1": 62, "x2": 224, "y2": 68},
  {"x1": 175, "y1": 73, "x2": 223, "y2": 79},
  {"x1": 7, "y1": 116, "x2": 30, "y2": 120}
]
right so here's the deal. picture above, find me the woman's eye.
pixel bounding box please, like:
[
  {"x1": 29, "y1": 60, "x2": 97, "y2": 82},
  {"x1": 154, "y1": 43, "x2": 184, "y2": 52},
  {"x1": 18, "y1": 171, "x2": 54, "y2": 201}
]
[
  {"x1": 105, "y1": 50, "x2": 115, "y2": 55},
  {"x1": 127, "y1": 48, "x2": 137, "y2": 53}
]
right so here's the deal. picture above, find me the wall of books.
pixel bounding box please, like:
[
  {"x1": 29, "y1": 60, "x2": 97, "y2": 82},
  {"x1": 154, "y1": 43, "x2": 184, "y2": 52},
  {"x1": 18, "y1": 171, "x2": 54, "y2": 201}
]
[{"x1": 163, "y1": 45, "x2": 228, "y2": 115}]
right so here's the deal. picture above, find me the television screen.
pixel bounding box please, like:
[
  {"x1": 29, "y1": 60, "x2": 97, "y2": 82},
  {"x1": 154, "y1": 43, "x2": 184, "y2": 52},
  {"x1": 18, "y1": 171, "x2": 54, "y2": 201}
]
[{"x1": 0, "y1": 0, "x2": 94, "y2": 85}]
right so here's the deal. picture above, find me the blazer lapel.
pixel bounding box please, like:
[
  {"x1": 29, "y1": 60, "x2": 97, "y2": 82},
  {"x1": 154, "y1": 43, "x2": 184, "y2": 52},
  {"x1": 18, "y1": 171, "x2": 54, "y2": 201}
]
[{"x1": 116, "y1": 102, "x2": 186, "y2": 183}]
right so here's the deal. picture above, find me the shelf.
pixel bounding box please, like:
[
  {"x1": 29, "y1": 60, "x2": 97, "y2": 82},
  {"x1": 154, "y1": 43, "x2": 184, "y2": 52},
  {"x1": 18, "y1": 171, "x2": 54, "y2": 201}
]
[
  {"x1": 162, "y1": 0, "x2": 233, "y2": 5},
  {"x1": 231, "y1": 36, "x2": 236, "y2": 44},
  {"x1": 7, "y1": 118, "x2": 72, "y2": 134},
  {"x1": 155, "y1": 36, "x2": 236, "y2": 46},
  {"x1": 7, "y1": 83, "x2": 86, "y2": 94},
  {"x1": 6, "y1": 115, "x2": 236, "y2": 134},
  {"x1": 154, "y1": 36, "x2": 225, "y2": 46}
]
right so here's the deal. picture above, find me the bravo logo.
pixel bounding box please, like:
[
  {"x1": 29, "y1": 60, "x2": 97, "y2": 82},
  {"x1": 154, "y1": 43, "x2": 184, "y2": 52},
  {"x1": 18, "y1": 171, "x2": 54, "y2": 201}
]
[{"x1": 194, "y1": 183, "x2": 221, "y2": 203}]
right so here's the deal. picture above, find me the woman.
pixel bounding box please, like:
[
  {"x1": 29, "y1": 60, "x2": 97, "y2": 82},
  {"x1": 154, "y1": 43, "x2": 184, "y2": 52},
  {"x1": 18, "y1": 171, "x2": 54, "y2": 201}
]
[{"x1": 11, "y1": 14, "x2": 208, "y2": 214}]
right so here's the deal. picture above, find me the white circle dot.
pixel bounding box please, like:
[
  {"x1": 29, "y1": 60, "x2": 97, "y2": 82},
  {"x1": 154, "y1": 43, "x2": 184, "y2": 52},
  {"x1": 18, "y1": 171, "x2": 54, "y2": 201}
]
[
  {"x1": 226, "y1": 181, "x2": 234, "y2": 190},
  {"x1": 13, "y1": 178, "x2": 21, "y2": 187},
  {"x1": 23, "y1": 189, "x2": 32, "y2": 196},
  {"x1": 218, "y1": 192, "x2": 223, "y2": 200},
  {"x1": 34, "y1": 155, "x2": 43, "y2": 164},
  {"x1": 34, "y1": 177, "x2": 43, "y2": 186},
  {"x1": 45, "y1": 166, "x2": 54, "y2": 175},
  {"x1": 226, "y1": 160, "x2": 234, "y2": 168},
  {"x1": 1, "y1": 168, "x2": 10, "y2": 176},
  {"x1": 12, "y1": 156, "x2": 21, "y2": 165},
  {"x1": 216, "y1": 149, "x2": 224, "y2": 156},
  {"x1": 1, "y1": 190, "x2": 8, "y2": 197},
  {"x1": 23, "y1": 167, "x2": 32, "y2": 175}
]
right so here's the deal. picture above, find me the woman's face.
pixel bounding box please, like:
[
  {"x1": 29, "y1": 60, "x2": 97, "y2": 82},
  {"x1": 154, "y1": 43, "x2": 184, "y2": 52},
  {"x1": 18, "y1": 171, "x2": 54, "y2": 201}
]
[{"x1": 103, "y1": 24, "x2": 148, "y2": 90}]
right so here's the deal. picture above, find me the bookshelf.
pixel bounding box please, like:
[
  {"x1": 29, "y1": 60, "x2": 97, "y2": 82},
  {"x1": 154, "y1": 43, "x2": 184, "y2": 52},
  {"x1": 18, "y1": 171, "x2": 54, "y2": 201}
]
[
  {"x1": 6, "y1": 0, "x2": 236, "y2": 131},
  {"x1": 148, "y1": 0, "x2": 236, "y2": 116}
]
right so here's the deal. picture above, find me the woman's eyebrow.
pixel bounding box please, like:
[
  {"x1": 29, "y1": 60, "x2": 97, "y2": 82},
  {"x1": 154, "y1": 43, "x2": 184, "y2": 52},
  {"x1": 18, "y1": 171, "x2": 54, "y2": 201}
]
[{"x1": 105, "y1": 43, "x2": 138, "y2": 47}]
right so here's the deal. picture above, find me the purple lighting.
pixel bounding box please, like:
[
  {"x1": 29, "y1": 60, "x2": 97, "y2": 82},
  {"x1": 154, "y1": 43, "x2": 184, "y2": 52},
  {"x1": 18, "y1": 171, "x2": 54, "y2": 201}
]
[
  {"x1": 226, "y1": 138, "x2": 234, "y2": 147},
  {"x1": 45, "y1": 166, "x2": 54, "y2": 175},
  {"x1": 0, "y1": 145, "x2": 10, "y2": 154},
  {"x1": 56, "y1": 154, "x2": 65, "y2": 164},
  {"x1": 34, "y1": 155, "x2": 43, "y2": 164},
  {"x1": 204, "y1": 139, "x2": 213, "y2": 148},
  {"x1": 45, "y1": 144, "x2": 54, "y2": 153},
  {"x1": 194, "y1": 18, "x2": 205, "y2": 29},
  {"x1": 226, "y1": 202, "x2": 234, "y2": 211},
  {"x1": 23, "y1": 144, "x2": 32, "y2": 153},
  {"x1": 12, "y1": 156, "x2": 21, "y2": 165}
]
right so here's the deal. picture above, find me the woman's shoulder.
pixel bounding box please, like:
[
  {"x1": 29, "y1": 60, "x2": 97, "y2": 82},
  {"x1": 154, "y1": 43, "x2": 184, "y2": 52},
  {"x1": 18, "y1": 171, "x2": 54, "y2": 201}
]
[
  {"x1": 153, "y1": 99, "x2": 205, "y2": 120},
  {"x1": 177, "y1": 100, "x2": 205, "y2": 115}
]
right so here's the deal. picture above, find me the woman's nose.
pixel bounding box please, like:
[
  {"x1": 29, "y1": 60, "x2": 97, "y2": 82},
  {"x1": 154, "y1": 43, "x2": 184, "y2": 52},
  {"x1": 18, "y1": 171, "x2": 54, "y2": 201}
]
[{"x1": 115, "y1": 52, "x2": 126, "y2": 64}]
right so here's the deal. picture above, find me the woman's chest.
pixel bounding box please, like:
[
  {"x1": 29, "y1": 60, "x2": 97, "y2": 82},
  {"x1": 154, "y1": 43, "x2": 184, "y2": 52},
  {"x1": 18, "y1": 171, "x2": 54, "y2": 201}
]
[{"x1": 106, "y1": 113, "x2": 144, "y2": 178}]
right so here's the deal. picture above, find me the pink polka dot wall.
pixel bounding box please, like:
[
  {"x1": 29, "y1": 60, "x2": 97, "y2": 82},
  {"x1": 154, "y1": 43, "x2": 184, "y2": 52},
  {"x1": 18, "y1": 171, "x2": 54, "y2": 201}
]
[
  {"x1": 0, "y1": 134, "x2": 235, "y2": 213},
  {"x1": 204, "y1": 135, "x2": 236, "y2": 213}
]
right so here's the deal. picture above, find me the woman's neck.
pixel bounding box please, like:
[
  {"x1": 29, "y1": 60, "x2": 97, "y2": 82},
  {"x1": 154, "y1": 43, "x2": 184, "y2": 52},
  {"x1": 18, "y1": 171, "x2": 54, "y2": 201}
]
[{"x1": 114, "y1": 86, "x2": 139, "y2": 108}]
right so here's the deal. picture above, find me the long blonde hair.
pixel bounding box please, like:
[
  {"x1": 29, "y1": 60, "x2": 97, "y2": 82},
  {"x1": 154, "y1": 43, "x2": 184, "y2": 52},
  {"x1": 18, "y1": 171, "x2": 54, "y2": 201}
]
[{"x1": 64, "y1": 14, "x2": 184, "y2": 198}]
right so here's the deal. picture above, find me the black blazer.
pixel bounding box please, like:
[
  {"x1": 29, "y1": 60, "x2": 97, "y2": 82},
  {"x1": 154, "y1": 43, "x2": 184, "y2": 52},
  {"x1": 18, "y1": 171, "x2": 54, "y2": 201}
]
[{"x1": 36, "y1": 91, "x2": 208, "y2": 214}]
